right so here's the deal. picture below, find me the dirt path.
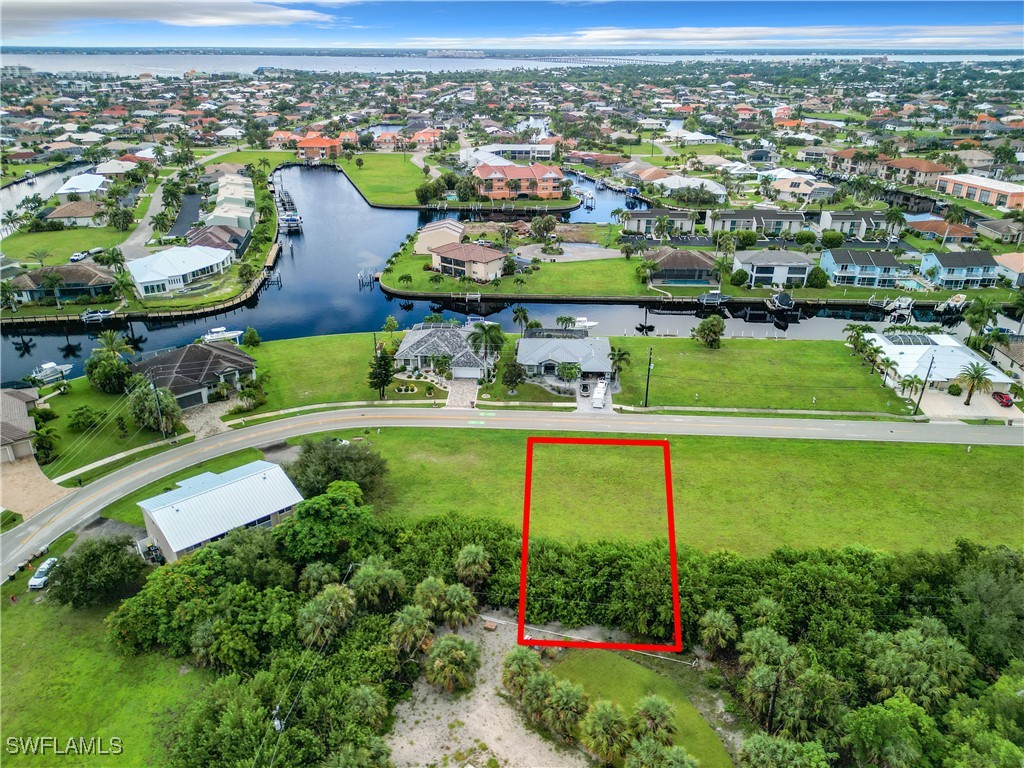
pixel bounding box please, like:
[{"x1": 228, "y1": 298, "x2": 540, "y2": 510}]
[{"x1": 387, "y1": 608, "x2": 591, "y2": 768}]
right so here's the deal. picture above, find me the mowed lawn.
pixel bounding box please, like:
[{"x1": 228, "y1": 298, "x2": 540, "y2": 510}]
[
  {"x1": 99, "y1": 448, "x2": 265, "y2": 527},
  {"x1": 614, "y1": 338, "x2": 906, "y2": 413},
  {"x1": 37, "y1": 378, "x2": 172, "y2": 479},
  {"x1": 0, "y1": 535, "x2": 210, "y2": 767},
  {"x1": 383, "y1": 250, "x2": 646, "y2": 297},
  {"x1": 551, "y1": 650, "x2": 734, "y2": 768},
  {"x1": 337, "y1": 154, "x2": 425, "y2": 205},
  {"x1": 0, "y1": 227, "x2": 133, "y2": 264},
  {"x1": 310, "y1": 428, "x2": 1024, "y2": 554}
]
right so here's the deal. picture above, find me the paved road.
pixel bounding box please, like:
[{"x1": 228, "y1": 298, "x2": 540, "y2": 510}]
[{"x1": 3, "y1": 408, "x2": 1021, "y2": 575}]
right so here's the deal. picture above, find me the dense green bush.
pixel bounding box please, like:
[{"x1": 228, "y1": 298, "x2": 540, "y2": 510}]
[
  {"x1": 730, "y1": 269, "x2": 749, "y2": 287},
  {"x1": 794, "y1": 230, "x2": 817, "y2": 246},
  {"x1": 947, "y1": 383, "x2": 963, "y2": 396},
  {"x1": 820, "y1": 230, "x2": 845, "y2": 249},
  {"x1": 805, "y1": 265, "x2": 829, "y2": 289}
]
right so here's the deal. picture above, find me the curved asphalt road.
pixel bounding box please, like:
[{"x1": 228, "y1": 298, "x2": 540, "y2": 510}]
[{"x1": 3, "y1": 407, "x2": 1022, "y2": 575}]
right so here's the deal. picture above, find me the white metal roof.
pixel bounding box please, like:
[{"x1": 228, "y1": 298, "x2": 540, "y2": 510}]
[
  {"x1": 56, "y1": 173, "x2": 107, "y2": 194},
  {"x1": 127, "y1": 245, "x2": 231, "y2": 285},
  {"x1": 864, "y1": 333, "x2": 1014, "y2": 385},
  {"x1": 139, "y1": 460, "x2": 303, "y2": 553}
]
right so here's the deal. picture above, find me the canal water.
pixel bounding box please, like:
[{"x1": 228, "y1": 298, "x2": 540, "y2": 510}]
[{"x1": 0, "y1": 164, "x2": 975, "y2": 383}]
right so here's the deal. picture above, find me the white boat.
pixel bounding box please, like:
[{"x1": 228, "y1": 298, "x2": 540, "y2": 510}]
[
  {"x1": 80, "y1": 309, "x2": 115, "y2": 323},
  {"x1": 31, "y1": 362, "x2": 73, "y2": 383},
  {"x1": 572, "y1": 317, "x2": 599, "y2": 329},
  {"x1": 465, "y1": 315, "x2": 498, "y2": 327},
  {"x1": 202, "y1": 327, "x2": 244, "y2": 343},
  {"x1": 697, "y1": 290, "x2": 731, "y2": 306}
]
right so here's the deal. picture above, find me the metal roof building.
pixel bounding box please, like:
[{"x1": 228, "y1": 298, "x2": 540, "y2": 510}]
[{"x1": 139, "y1": 460, "x2": 303, "y2": 562}]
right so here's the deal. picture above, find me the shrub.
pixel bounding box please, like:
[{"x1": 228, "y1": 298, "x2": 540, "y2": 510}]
[
  {"x1": 821, "y1": 230, "x2": 845, "y2": 249},
  {"x1": 67, "y1": 405, "x2": 103, "y2": 431},
  {"x1": 735, "y1": 229, "x2": 759, "y2": 248},
  {"x1": 241, "y1": 326, "x2": 261, "y2": 347},
  {"x1": 794, "y1": 230, "x2": 817, "y2": 246},
  {"x1": 947, "y1": 383, "x2": 963, "y2": 396},
  {"x1": 29, "y1": 407, "x2": 59, "y2": 423},
  {"x1": 730, "y1": 269, "x2": 749, "y2": 287},
  {"x1": 805, "y1": 266, "x2": 829, "y2": 289}
]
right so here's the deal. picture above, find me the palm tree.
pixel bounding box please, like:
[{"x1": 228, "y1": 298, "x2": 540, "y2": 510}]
[
  {"x1": 344, "y1": 685, "x2": 388, "y2": 731},
  {"x1": 425, "y1": 635, "x2": 481, "y2": 693},
  {"x1": 602, "y1": 347, "x2": 629, "y2": 384},
  {"x1": 109, "y1": 271, "x2": 136, "y2": 301},
  {"x1": 522, "y1": 671, "x2": 556, "y2": 722},
  {"x1": 884, "y1": 205, "x2": 906, "y2": 243},
  {"x1": 151, "y1": 210, "x2": 174, "y2": 233},
  {"x1": 413, "y1": 576, "x2": 447, "y2": 621},
  {"x1": 297, "y1": 584, "x2": 356, "y2": 648},
  {"x1": 699, "y1": 608, "x2": 738, "y2": 661},
  {"x1": 711, "y1": 255, "x2": 732, "y2": 285},
  {"x1": 28, "y1": 248, "x2": 52, "y2": 264},
  {"x1": 390, "y1": 604, "x2": 433, "y2": 655},
  {"x1": 505, "y1": 178, "x2": 521, "y2": 197},
  {"x1": 879, "y1": 356, "x2": 899, "y2": 387},
  {"x1": 940, "y1": 204, "x2": 966, "y2": 249},
  {"x1": 981, "y1": 327, "x2": 1010, "y2": 360},
  {"x1": 513, "y1": 276, "x2": 526, "y2": 291},
  {"x1": 29, "y1": 425, "x2": 59, "y2": 461},
  {"x1": 92, "y1": 329, "x2": 134, "y2": 361},
  {"x1": 1, "y1": 279, "x2": 17, "y2": 312},
  {"x1": 441, "y1": 582, "x2": 478, "y2": 630},
  {"x1": 428, "y1": 273, "x2": 443, "y2": 287},
  {"x1": 2, "y1": 208, "x2": 24, "y2": 233},
  {"x1": 653, "y1": 214, "x2": 672, "y2": 244},
  {"x1": 41, "y1": 273, "x2": 65, "y2": 309},
  {"x1": 501, "y1": 648, "x2": 543, "y2": 700},
  {"x1": 624, "y1": 736, "x2": 665, "y2": 768},
  {"x1": 580, "y1": 699, "x2": 628, "y2": 763},
  {"x1": 556, "y1": 315, "x2": 576, "y2": 330},
  {"x1": 467, "y1": 321, "x2": 505, "y2": 377},
  {"x1": 543, "y1": 680, "x2": 590, "y2": 741},
  {"x1": 455, "y1": 543, "x2": 491, "y2": 589},
  {"x1": 512, "y1": 305, "x2": 530, "y2": 336},
  {"x1": 628, "y1": 695, "x2": 677, "y2": 746},
  {"x1": 955, "y1": 362, "x2": 993, "y2": 406}
]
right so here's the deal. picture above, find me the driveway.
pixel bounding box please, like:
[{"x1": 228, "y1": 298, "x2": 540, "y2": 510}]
[
  {"x1": 445, "y1": 378, "x2": 479, "y2": 408},
  {"x1": 515, "y1": 243, "x2": 621, "y2": 263},
  {"x1": 919, "y1": 389, "x2": 1018, "y2": 422}
]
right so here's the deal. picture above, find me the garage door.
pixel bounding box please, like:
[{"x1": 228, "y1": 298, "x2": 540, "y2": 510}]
[
  {"x1": 452, "y1": 367, "x2": 481, "y2": 380},
  {"x1": 177, "y1": 391, "x2": 206, "y2": 409}
]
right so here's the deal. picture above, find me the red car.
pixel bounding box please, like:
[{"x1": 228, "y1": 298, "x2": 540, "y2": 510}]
[{"x1": 992, "y1": 392, "x2": 1014, "y2": 407}]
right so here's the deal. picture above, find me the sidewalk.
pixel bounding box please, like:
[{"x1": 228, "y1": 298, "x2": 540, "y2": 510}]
[{"x1": 52, "y1": 432, "x2": 195, "y2": 484}]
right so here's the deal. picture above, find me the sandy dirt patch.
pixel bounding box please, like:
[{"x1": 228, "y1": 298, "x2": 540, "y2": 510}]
[
  {"x1": 0, "y1": 459, "x2": 73, "y2": 520},
  {"x1": 387, "y1": 608, "x2": 594, "y2": 768},
  {"x1": 179, "y1": 399, "x2": 236, "y2": 440}
]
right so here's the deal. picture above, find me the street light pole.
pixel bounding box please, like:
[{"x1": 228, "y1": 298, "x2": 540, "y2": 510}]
[
  {"x1": 643, "y1": 347, "x2": 653, "y2": 408},
  {"x1": 913, "y1": 352, "x2": 935, "y2": 416}
]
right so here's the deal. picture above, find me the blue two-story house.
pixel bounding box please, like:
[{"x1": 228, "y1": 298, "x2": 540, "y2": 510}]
[
  {"x1": 819, "y1": 249, "x2": 901, "y2": 288},
  {"x1": 919, "y1": 251, "x2": 998, "y2": 290}
]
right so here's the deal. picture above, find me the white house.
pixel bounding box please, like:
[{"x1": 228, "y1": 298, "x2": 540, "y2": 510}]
[
  {"x1": 127, "y1": 245, "x2": 236, "y2": 296},
  {"x1": 863, "y1": 332, "x2": 1013, "y2": 392},
  {"x1": 993, "y1": 252, "x2": 1024, "y2": 288},
  {"x1": 516, "y1": 337, "x2": 613, "y2": 378},
  {"x1": 207, "y1": 203, "x2": 256, "y2": 230},
  {"x1": 139, "y1": 460, "x2": 302, "y2": 563},
  {"x1": 94, "y1": 159, "x2": 138, "y2": 179},
  {"x1": 732, "y1": 250, "x2": 818, "y2": 287},
  {"x1": 55, "y1": 173, "x2": 109, "y2": 203}
]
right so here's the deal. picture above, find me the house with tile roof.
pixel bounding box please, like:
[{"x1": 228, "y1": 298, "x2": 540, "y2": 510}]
[
  {"x1": 429, "y1": 242, "x2": 505, "y2": 282},
  {"x1": 516, "y1": 337, "x2": 613, "y2": 378},
  {"x1": 394, "y1": 324, "x2": 488, "y2": 380},
  {"x1": 44, "y1": 200, "x2": 104, "y2": 227},
  {"x1": 130, "y1": 342, "x2": 257, "y2": 408},
  {"x1": 471, "y1": 163, "x2": 564, "y2": 200},
  {"x1": 295, "y1": 136, "x2": 341, "y2": 160},
  {"x1": 11, "y1": 264, "x2": 116, "y2": 303}
]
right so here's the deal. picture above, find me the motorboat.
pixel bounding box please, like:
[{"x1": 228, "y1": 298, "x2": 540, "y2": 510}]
[
  {"x1": 572, "y1": 317, "x2": 599, "y2": 328},
  {"x1": 465, "y1": 315, "x2": 498, "y2": 326},
  {"x1": 80, "y1": 309, "x2": 115, "y2": 323},
  {"x1": 202, "y1": 327, "x2": 244, "y2": 343},
  {"x1": 936, "y1": 294, "x2": 968, "y2": 313},
  {"x1": 885, "y1": 296, "x2": 915, "y2": 314},
  {"x1": 31, "y1": 362, "x2": 73, "y2": 383},
  {"x1": 766, "y1": 291, "x2": 795, "y2": 311},
  {"x1": 696, "y1": 290, "x2": 731, "y2": 306}
]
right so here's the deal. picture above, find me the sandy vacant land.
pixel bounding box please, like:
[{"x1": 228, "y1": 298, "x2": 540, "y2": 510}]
[{"x1": 387, "y1": 609, "x2": 618, "y2": 768}]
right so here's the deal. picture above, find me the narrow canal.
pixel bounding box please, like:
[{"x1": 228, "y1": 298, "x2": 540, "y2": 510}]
[{"x1": 0, "y1": 164, "x2": 975, "y2": 383}]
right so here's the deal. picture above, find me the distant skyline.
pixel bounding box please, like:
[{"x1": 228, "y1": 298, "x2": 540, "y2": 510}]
[{"x1": 4, "y1": 1, "x2": 1023, "y2": 50}]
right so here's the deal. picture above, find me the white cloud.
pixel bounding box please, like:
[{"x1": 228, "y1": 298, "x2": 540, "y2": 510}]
[
  {"x1": 396, "y1": 24, "x2": 1024, "y2": 49},
  {"x1": 3, "y1": 0, "x2": 335, "y2": 38}
]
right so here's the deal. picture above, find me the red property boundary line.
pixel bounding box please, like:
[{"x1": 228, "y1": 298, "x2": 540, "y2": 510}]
[{"x1": 517, "y1": 436, "x2": 683, "y2": 652}]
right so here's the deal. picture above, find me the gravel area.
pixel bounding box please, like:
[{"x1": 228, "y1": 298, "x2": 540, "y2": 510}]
[
  {"x1": 0, "y1": 459, "x2": 72, "y2": 520},
  {"x1": 515, "y1": 243, "x2": 621, "y2": 263},
  {"x1": 67, "y1": 517, "x2": 146, "y2": 553},
  {"x1": 179, "y1": 399, "x2": 236, "y2": 439}
]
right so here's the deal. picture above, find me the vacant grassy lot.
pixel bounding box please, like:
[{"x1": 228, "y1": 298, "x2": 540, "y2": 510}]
[
  {"x1": 0, "y1": 226, "x2": 132, "y2": 263},
  {"x1": 552, "y1": 650, "x2": 734, "y2": 768},
  {"x1": 99, "y1": 448, "x2": 265, "y2": 527},
  {"x1": 0, "y1": 535, "x2": 209, "y2": 767},
  {"x1": 303, "y1": 428, "x2": 1024, "y2": 554},
  {"x1": 383, "y1": 250, "x2": 646, "y2": 297},
  {"x1": 37, "y1": 377, "x2": 172, "y2": 479},
  {"x1": 614, "y1": 338, "x2": 906, "y2": 413},
  {"x1": 337, "y1": 154, "x2": 425, "y2": 205},
  {"x1": 529, "y1": 441, "x2": 670, "y2": 541}
]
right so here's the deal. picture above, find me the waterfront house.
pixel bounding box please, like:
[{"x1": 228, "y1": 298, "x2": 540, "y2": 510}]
[
  {"x1": 770, "y1": 177, "x2": 837, "y2": 203},
  {"x1": 707, "y1": 208, "x2": 806, "y2": 236},
  {"x1": 139, "y1": 460, "x2": 301, "y2": 563},
  {"x1": 648, "y1": 249, "x2": 715, "y2": 284},
  {"x1": 516, "y1": 337, "x2": 613, "y2": 378},
  {"x1": 207, "y1": 203, "x2": 256, "y2": 231},
  {"x1": 471, "y1": 163, "x2": 564, "y2": 200},
  {"x1": 374, "y1": 132, "x2": 400, "y2": 150},
  {"x1": 44, "y1": 200, "x2": 104, "y2": 227},
  {"x1": 54, "y1": 173, "x2": 109, "y2": 203},
  {"x1": 976, "y1": 218, "x2": 1024, "y2": 244},
  {"x1": 127, "y1": 245, "x2": 236, "y2": 296},
  {"x1": 994, "y1": 252, "x2": 1024, "y2": 287},
  {"x1": 819, "y1": 210, "x2": 886, "y2": 239},
  {"x1": 11, "y1": 264, "x2": 116, "y2": 303},
  {"x1": 429, "y1": 242, "x2": 505, "y2": 282},
  {"x1": 94, "y1": 159, "x2": 138, "y2": 180},
  {"x1": 828, "y1": 149, "x2": 892, "y2": 176},
  {"x1": 907, "y1": 219, "x2": 976, "y2": 243},
  {"x1": 394, "y1": 323, "x2": 487, "y2": 380},
  {"x1": 819, "y1": 249, "x2": 901, "y2": 287},
  {"x1": 621, "y1": 209, "x2": 697, "y2": 237},
  {"x1": 935, "y1": 174, "x2": 1024, "y2": 209},
  {"x1": 414, "y1": 219, "x2": 465, "y2": 256},
  {"x1": 295, "y1": 136, "x2": 341, "y2": 160},
  {"x1": 862, "y1": 332, "x2": 1012, "y2": 392},
  {"x1": 881, "y1": 158, "x2": 951, "y2": 187},
  {"x1": 186, "y1": 224, "x2": 251, "y2": 259},
  {"x1": 732, "y1": 250, "x2": 817, "y2": 287},
  {"x1": 129, "y1": 342, "x2": 257, "y2": 409},
  {"x1": 919, "y1": 251, "x2": 998, "y2": 289},
  {"x1": 1, "y1": 388, "x2": 39, "y2": 464}
]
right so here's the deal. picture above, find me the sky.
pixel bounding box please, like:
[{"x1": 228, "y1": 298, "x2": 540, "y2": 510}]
[{"x1": 3, "y1": 1, "x2": 1023, "y2": 50}]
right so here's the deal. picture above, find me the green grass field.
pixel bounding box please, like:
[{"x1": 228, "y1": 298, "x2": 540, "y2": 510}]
[
  {"x1": 99, "y1": 448, "x2": 265, "y2": 527},
  {"x1": 551, "y1": 650, "x2": 734, "y2": 768},
  {"x1": 36, "y1": 378, "x2": 172, "y2": 479},
  {"x1": 1, "y1": 510, "x2": 23, "y2": 533},
  {"x1": 613, "y1": 338, "x2": 906, "y2": 413},
  {"x1": 202, "y1": 149, "x2": 294, "y2": 171},
  {"x1": 337, "y1": 154, "x2": 425, "y2": 205},
  {"x1": 0, "y1": 227, "x2": 132, "y2": 264},
  {"x1": 0, "y1": 534, "x2": 209, "y2": 767},
  {"x1": 303, "y1": 427, "x2": 1024, "y2": 554},
  {"x1": 1, "y1": 160, "x2": 67, "y2": 181}
]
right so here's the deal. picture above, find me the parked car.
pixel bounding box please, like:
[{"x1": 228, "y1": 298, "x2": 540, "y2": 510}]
[
  {"x1": 992, "y1": 392, "x2": 1014, "y2": 408},
  {"x1": 87, "y1": 247, "x2": 106, "y2": 256},
  {"x1": 28, "y1": 557, "x2": 58, "y2": 590},
  {"x1": 69, "y1": 252, "x2": 88, "y2": 262},
  {"x1": 473, "y1": 239, "x2": 490, "y2": 246}
]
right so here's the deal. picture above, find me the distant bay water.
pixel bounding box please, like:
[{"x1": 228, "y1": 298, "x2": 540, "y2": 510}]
[{"x1": 3, "y1": 52, "x2": 1022, "y2": 77}]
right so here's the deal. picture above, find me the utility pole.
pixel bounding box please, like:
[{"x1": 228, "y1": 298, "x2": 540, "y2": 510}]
[
  {"x1": 643, "y1": 347, "x2": 653, "y2": 408},
  {"x1": 913, "y1": 352, "x2": 935, "y2": 416}
]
